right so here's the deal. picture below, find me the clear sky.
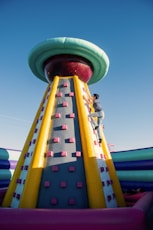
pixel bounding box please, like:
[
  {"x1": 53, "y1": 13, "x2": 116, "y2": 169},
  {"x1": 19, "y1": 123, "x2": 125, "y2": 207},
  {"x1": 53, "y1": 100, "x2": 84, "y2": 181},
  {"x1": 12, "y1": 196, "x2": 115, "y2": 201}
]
[{"x1": 0, "y1": 0, "x2": 153, "y2": 152}]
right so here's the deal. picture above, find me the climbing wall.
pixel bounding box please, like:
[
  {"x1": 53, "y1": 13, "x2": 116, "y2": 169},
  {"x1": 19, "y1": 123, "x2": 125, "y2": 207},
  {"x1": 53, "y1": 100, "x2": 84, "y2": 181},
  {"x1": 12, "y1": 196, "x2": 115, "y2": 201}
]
[
  {"x1": 37, "y1": 78, "x2": 89, "y2": 208},
  {"x1": 2, "y1": 75, "x2": 125, "y2": 209}
]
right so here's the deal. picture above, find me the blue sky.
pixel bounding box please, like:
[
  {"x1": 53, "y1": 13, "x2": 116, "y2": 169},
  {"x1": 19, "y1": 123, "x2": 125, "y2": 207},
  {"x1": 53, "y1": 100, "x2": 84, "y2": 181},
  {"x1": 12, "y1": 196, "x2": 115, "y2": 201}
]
[{"x1": 0, "y1": 0, "x2": 153, "y2": 152}]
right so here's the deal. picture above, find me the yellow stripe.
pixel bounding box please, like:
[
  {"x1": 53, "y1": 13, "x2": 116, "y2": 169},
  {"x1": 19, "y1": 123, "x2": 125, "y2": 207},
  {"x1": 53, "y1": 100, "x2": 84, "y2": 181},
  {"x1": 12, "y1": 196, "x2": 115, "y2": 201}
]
[
  {"x1": 83, "y1": 83, "x2": 125, "y2": 207},
  {"x1": 2, "y1": 85, "x2": 51, "y2": 207},
  {"x1": 101, "y1": 129, "x2": 126, "y2": 207},
  {"x1": 19, "y1": 77, "x2": 59, "y2": 208},
  {"x1": 73, "y1": 76, "x2": 106, "y2": 208}
]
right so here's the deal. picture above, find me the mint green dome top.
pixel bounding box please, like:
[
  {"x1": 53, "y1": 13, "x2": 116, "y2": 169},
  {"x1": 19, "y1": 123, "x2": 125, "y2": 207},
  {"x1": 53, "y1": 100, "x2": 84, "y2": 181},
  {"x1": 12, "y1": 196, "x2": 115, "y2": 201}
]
[{"x1": 28, "y1": 37, "x2": 109, "y2": 85}]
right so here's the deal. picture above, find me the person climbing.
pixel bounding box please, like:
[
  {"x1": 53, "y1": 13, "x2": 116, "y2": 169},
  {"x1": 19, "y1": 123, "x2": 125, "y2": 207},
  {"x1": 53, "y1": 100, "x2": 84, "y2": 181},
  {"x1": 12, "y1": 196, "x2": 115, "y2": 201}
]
[{"x1": 88, "y1": 93, "x2": 104, "y2": 143}]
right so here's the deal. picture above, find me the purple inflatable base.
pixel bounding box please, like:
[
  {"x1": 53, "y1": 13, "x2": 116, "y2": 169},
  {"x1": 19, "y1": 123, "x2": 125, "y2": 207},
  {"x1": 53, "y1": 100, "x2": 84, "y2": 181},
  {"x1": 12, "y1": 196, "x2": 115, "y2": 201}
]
[{"x1": 0, "y1": 192, "x2": 153, "y2": 230}]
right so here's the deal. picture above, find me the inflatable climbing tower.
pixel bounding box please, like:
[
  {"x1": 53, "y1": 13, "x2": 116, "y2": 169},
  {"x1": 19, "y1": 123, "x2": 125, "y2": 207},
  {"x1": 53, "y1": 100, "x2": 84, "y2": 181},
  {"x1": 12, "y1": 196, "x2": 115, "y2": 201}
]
[
  {"x1": 2, "y1": 37, "x2": 125, "y2": 209},
  {"x1": 3, "y1": 37, "x2": 147, "y2": 230}
]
